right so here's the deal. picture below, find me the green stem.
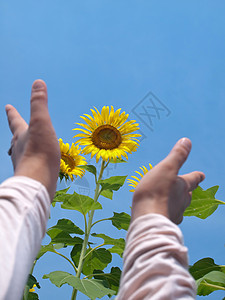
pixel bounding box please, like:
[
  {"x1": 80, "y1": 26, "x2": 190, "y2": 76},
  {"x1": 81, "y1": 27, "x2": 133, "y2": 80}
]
[
  {"x1": 201, "y1": 281, "x2": 225, "y2": 291},
  {"x1": 71, "y1": 160, "x2": 105, "y2": 300},
  {"x1": 83, "y1": 272, "x2": 109, "y2": 280},
  {"x1": 83, "y1": 243, "x2": 105, "y2": 260},
  {"x1": 91, "y1": 218, "x2": 111, "y2": 228},
  {"x1": 54, "y1": 250, "x2": 78, "y2": 273},
  {"x1": 104, "y1": 159, "x2": 110, "y2": 169}
]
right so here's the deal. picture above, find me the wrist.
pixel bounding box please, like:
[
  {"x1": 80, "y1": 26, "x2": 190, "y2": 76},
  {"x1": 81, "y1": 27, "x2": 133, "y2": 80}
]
[
  {"x1": 14, "y1": 156, "x2": 59, "y2": 200},
  {"x1": 131, "y1": 194, "x2": 169, "y2": 222}
]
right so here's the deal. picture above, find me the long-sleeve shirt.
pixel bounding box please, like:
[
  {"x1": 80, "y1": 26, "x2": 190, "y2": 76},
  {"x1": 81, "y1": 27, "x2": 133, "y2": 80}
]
[
  {"x1": 116, "y1": 214, "x2": 196, "y2": 300},
  {"x1": 0, "y1": 176, "x2": 196, "y2": 300},
  {"x1": 0, "y1": 176, "x2": 50, "y2": 300}
]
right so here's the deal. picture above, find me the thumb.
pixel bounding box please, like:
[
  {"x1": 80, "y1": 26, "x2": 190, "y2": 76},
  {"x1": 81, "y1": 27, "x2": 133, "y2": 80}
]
[
  {"x1": 164, "y1": 138, "x2": 192, "y2": 174},
  {"x1": 5, "y1": 104, "x2": 28, "y2": 135}
]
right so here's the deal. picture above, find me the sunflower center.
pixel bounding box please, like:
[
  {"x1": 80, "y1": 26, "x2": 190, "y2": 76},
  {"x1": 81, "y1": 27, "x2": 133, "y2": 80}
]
[
  {"x1": 61, "y1": 154, "x2": 75, "y2": 170},
  {"x1": 92, "y1": 124, "x2": 122, "y2": 150}
]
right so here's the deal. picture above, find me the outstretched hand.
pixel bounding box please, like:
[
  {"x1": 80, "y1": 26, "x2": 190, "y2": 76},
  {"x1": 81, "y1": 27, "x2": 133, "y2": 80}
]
[
  {"x1": 132, "y1": 138, "x2": 205, "y2": 224},
  {"x1": 5, "y1": 80, "x2": 60, "y2": 200}
]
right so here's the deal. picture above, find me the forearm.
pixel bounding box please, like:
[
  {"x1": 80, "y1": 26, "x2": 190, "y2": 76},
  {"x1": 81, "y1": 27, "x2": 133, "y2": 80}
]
[
  {"x1": 0, "y1": 176, "x2": 51, "y2": 300},
  {"x1": 117, "y1": 214, "x2": 196, "y2": 300}
]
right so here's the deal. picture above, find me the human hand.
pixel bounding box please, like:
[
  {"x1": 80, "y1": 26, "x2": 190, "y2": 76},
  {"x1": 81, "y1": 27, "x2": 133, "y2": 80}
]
[
  {"x1": 131, "y1": 138, "x2": 205, "y2": 224},
  {"x1": 5, "y1": 80, "x2": 60, "y2": 200}
]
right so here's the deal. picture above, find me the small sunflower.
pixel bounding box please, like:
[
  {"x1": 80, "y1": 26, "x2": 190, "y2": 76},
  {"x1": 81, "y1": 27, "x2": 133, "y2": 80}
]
[
  {"x1": 59, "y1": 138, "x2": 87, "y2": 181},
  {"x1": 29, "y1": 284, "x2": 36, "y2": 293},
  {"x1": 127, "y1": 163, "x2": 153, "y2": 192},
  {"x1": 73, "y1": 106, "x2": 141, "y2": 162}
]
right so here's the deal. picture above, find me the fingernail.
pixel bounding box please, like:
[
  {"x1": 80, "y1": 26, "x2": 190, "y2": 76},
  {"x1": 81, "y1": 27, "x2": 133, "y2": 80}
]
[
  {"x1": 200, "y1": 172, "x2": 205, "y2": 181},
  {"x1": 179, "y1": 138, "x2": 192, "y2": 151},
  {"x1": 5, "y1": 105, "x2": 11, "y2": 113},
  {"x1": 32, "y1": 80, "x2": 44, "y2": 90}
]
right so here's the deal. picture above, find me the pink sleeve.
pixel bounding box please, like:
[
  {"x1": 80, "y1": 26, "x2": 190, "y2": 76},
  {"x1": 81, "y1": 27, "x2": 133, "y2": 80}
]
[
  {"x1": 116, "y1": 214, "x2": 196, "y2": 300},
  {"x1": 0, "y1": 176, "x2": 51, "y2": 300}
]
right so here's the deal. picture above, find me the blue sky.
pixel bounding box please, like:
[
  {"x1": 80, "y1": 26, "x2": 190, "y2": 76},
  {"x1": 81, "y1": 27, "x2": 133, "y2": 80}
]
[{"x1": 1, "y1": 1, "x2": 225, "y2": 299}]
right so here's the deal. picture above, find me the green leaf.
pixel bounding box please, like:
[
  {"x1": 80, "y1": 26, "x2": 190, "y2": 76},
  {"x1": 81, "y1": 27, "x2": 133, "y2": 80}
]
[
  {"x1": 54, "y1": 187, "x2": 70, "y2": 198},
  {"x1": 61, "y1": 192, "x2": 102, "y2": 215},
  {"x1": 189, "y1": 257, "x2": 225, "y2": 280},
  {"x1": 92, "y1": 233, "x2": 125, "y2": 257},
  {"x1": 98, "y1": 176, "x2": 127, "y2": 192},
  {"x1": 48, "y1": 218, "x2": 84, "y2": 235},
  {"x1": 37, "y1": 244, "x2": 56, "y2": 260},
  {"x1": 110, "y1": 212, "x2": 131, "y2": 231},
  {"x1": 28, "y1": 293, "x2": 39, "y2": 300},
  {"x1": 184, "y1": 186, "x2": 224, "y2": 219},
  {"x1": 108, "y1": 245, "x2": 125, "y2": 257},
  {"x1": 100, "y1": 189, "x2": 113, "y2": 200},
  {"x1": 206, "y1": 186, "x2": 219, "y2": 197},
  {"x1": 93, "y1": 267, "x2": 122, "y2": 294},
  {"x1": 26, "y1": 274, "x2": 40, "y2": 289},
  {"x1": 109, "y1": 158, "x2": 127, "y2": 163},
  {"x1": 70, "y1": 244, "x2": 82, "y2": 266},
  {"x1": 196, "y1": 271, "x2": 225, "y2": 296},
  {"x1": 37, "y1": 243, "x2": 66, "y2": 260},
  {"x1": 78, "y1": 164, "x2": 97, "y2": 177},
  {"x1": 83, "y1": 248, "x2": 112, "y2": 275},
  {"x1": 52, "y1": 188, "x2": 72, "y2": 206},
  {"x1": 47, "y1": 230, "x2": 83, "y2": 246},
  {"x1": 43, "y1": 271, "x2": 115, "y2": 299}
]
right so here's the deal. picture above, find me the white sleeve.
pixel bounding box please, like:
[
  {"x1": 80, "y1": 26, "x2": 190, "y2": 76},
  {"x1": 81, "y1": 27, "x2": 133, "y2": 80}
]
[
  {"x1": 0, "y1": 176, "x2": 51, "y2": 300},
  {"x1": 116, "y1": 214, "x2": 196, "y2": 300}
]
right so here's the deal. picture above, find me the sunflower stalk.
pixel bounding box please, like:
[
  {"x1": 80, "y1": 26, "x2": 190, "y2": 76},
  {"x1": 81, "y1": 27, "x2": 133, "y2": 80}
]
[{"x1": 71, "y1": 160, "x2": 105, "y2": 300}]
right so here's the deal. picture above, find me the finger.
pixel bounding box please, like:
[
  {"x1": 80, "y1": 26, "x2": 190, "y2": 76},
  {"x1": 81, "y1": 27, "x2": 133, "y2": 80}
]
[
  {"x1": 180, "y1": 171, "x2": 205, "y2": 191},
  {"x1": 30, "y1": 80, "x2": 49, "y2": 122},
  {"x1": 5, "y1": 104, "x2": 28, "y2": 135},
  {"x1": 164, "y1": 138, "x2": 192, "y2": 174}
]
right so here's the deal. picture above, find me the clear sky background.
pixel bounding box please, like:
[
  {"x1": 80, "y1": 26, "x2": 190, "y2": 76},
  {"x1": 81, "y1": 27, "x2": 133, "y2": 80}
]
[{"x1": 1, "y1": 1, "x2": 225, "y2": 299}]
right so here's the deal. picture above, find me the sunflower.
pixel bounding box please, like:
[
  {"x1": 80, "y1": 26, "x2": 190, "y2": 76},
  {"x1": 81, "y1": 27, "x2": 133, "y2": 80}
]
[
  {"x1": 59, "y1": 138, "x2": 87, "y2": 181},
  {"x1": 73, "y1": 106, "x2": 141, "y2": 162},
  {"x1": 127, "y1": 163, "x2": 153, "y2": 192}
]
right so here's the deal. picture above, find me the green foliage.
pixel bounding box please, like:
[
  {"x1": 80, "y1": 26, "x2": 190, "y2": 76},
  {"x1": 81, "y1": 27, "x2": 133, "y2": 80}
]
[
  {"x1": 184, "y1": 186, "x2": 225, "y2": 219},
  {"x1": 189, "y1": 258, "x2": 225, "y2": 296},
  {"x1": 24, "y1": 275, "x2": 40, "y2": 300},
  {"x1": 78, "y1": 164, "x2": 97, "y2": 177},
  {"x1": 52, "y1": 188, "x2": 71, "y2": 207},
  {"x1": 83, "y1": 248, "x2": 112, "y2": 275},
  {"x1": 46, "y1": 219, "x2": 84, "y2": 246},
  {"x1": 47, "y1": 231, "x2": 83, "y2": 246},
  {"x1": 61, "y1": 192, "x2": 102, "y2": 215},
  {"x1": 70, "y1": 244, "x2": 82, "y2": 266},
  {"x1": 28, "y1": 293, "x2": 39, "y2": 300},
  {"x1": 92, "y1": 233, "x2": 125, "y2": 257},
  {"x1": 190, "y1": 257, "x2": 225, "y2": 280},
  {"x1": 37, "y1": 244, "x2": 58, "y2": 260},
  {"x1": 110, "y1": 212, "x2": 131, "y2": 231},
  {"x1": 108, "y1": 158, "x2": 127, "y2": 163},
  {"x1": 43, "y1": 271, "x2": 115, "y2": 299},
  {"x1": 93, "y1": 267, "x2": 122, "y2": 293},
  {"x1": 99, "y1": 176, "x2": 127, "y2": 199},
  {"x1": 48, "y1": 218, "x2": 84, "y2": 235},
  {"x1": 100, "y1": 189, "x2": 113, "y2": 200},
  {"x1": 27, "y1": 274, "x2": 41, "y2": 289},
  {"x1": 196, "y1": 271, "x2": 225, "y2": 295},
  {"x1": 98, "y1": 176, "x2": 127, "y2": 191}
]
